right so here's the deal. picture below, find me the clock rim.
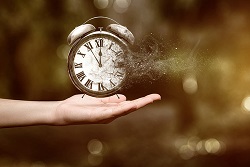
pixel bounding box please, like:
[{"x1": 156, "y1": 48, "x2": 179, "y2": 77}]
[{"x1": 68, "y1": 31, "x2": 129, "y2": 97}]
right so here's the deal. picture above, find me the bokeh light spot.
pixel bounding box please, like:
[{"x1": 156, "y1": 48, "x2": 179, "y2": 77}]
[
  {"x1": 179, "y1": 145, "x2": 195, "y2": 160},
  {"x1": 183, "y1": 75, "x2": 198, "y2": 94},
  {"x1": 205, "y1": 138, "x2": 221, "y2": 154},
  {"x1": 187, "y1": 136, "x2": 199, "y2": 151},
  {"x1": 94, "y1": 0, "x2": 109, "y2": 9},
  {"x1": 113, "y1": 0, "x2": 131, "y2": 13},
  {"x1": 242, "y1": 96, "x2": 250, "y2": 112},
  {"x1": 57, "y1": 44, "x2": 70, "y2": 59},
  {"x1": 196, "y1": 140, "x2": 207, "y2": 155},
  {"x1": 87, "y1": 139, "x2": 103, "y2": 155}
]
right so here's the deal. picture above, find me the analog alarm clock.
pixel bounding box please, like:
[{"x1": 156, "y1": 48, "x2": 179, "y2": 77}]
[{"x1": 67, "y1": 17, "x2": 134, "y2": 97}]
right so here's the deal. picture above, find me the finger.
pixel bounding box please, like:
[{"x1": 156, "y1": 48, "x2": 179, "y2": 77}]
[
  {"x1": 132, "y1": 94, "x2": 161, "y2": 109},
  {"x1": 101, "y1": 94, "x2": 161, "y2": 121},
  {"x1": 147, "y1": 94, "x2": 161, "y2": 101},
  {"x1": 100, "y1": 94, "x2": 126, "y2": 103}
]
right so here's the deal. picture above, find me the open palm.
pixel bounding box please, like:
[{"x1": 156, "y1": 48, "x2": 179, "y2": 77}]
[{"x1": 54, "y1": 94, "x2": 161, "y2": 125}]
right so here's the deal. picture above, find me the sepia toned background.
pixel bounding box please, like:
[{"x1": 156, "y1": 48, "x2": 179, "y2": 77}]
[{"x1": 1, "y1": 0, "x2": 250, "y2": 166}]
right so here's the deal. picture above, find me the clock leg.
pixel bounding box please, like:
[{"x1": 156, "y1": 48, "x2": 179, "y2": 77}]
[{"x1": 116, "y1": 94, "x2": 120, "y2": 99}]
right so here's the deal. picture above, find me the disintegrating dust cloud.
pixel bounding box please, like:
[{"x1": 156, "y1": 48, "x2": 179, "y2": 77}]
[{"x1": 123, "y1": 35, "x2": 211, "y2": 89}]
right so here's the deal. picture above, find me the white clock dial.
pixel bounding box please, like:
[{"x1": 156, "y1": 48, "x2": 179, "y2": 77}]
[{"x1": 68, "y1": 31, "x2": 128, "y2": 96}]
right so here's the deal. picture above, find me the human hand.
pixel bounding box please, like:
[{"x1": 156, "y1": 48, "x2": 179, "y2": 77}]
[
  {"x1": 53, "y1": 94, "x2": 161, "y2": 125},
  {"x1": 0, "y1": 94, "x2": 161, "y2": 128}
]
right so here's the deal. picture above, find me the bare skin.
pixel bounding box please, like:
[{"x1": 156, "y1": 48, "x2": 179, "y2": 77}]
[{"x1": 0, "y1": 94, "x2": 161, "y2": 128}]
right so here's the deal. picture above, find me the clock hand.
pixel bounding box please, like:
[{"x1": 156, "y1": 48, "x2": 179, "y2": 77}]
[
  {"x1": 90, "y1": 50, "x2": 100, "y2": 65},
  {"x1": 98, "y1": 47, "x2": 103, "y2": 67}
]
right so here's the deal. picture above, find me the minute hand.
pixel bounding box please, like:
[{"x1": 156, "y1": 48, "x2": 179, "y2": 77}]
[{"x1": 90, "y1": 50, "x2": 100, "y2": 65}]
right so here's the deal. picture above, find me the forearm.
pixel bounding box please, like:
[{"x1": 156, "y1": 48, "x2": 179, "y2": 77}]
[{"x1": 0, "y1": 99, "x2": 59, "y2": 128}]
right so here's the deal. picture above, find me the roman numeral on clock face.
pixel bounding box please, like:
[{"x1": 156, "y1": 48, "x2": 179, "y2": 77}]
[
  {"x1": 114, "y1": 50, "x2": 123, "y2": 56},
  {"x1": 85, "y1": 79, "x2": 93, "y2": 89},
  {"x1": 108, "y1": 43, "x2": 115, "y2": 50},
  {"x1": 74, "y1": 63, "x2": 82, "y2": 68},
  {"x1": 76, "y1": 71, "x2": 86, "y2": 81},
  {"x1": 84, "y1": 42, "x2": 93, "y2": 51},
  {"x1": 98, "y1": 83, "x2": 108, "y2": 91},
  {"x1": 77, "y1": 51, "x2": 85, "y2": 58},
  {"x1": 115, "y1": 71, "x2": 124, "y2": 78},
  {"x1": 108, "y1": 43, "x2": 123, "y2": 56},
  {"x1": 95, "y1": 39, "x2": 103, "y2": 47},
  {"x1": 110, "y1": 80, "x2": 116, "y2": 88}
]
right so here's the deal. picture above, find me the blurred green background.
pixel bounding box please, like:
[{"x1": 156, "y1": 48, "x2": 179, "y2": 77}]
[{"x1": 1, "y1": 0, "x2": 250, "y2": 166}]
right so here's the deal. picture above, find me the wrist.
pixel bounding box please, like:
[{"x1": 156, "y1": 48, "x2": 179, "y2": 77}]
[
  {"x1": 49, "y1": 100, "x2": 66, "y2": 126},
  {"x1": 39, "y1": 101, "x2": 61, "y2": 126}
]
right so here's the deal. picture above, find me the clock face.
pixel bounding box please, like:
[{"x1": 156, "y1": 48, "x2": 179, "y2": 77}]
[{"x1": 68, "y1": 31, "x2": 128, "y2": 97}]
